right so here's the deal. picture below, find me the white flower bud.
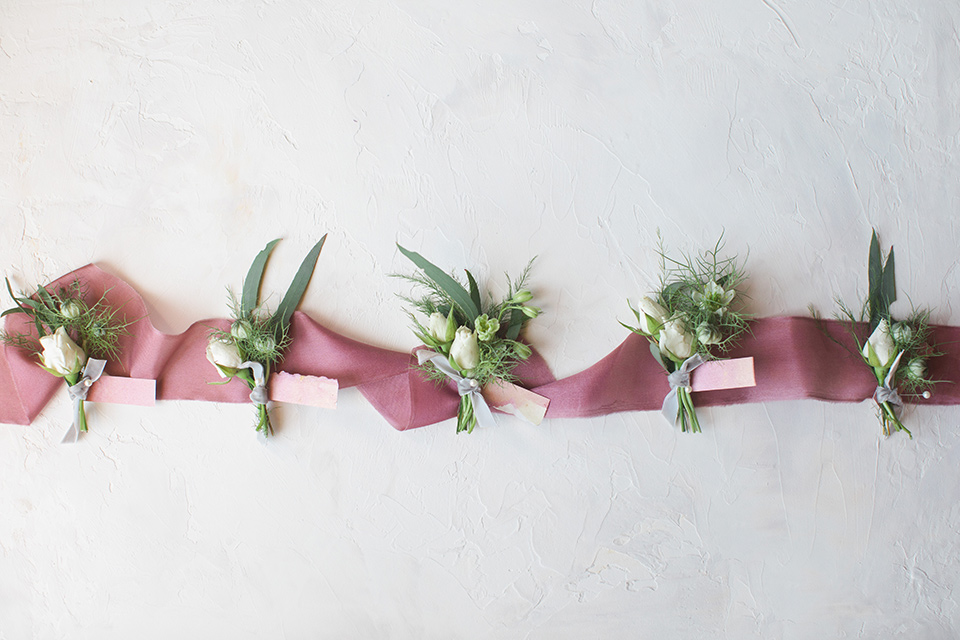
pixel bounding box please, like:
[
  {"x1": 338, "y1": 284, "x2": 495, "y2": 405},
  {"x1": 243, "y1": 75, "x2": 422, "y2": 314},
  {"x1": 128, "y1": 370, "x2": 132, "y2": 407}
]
[
  {"x1": 449, "y1": 326, "x2": 480, "y2": 370},
  {"x1": 906, "y1": 357, "x2": 926, "y2": 381},
  {"x1": 658, "y1": 319, "x2": 695, "y2": 362},
  {"x1": 637, "y1": 296, "x2": 669, "y2": 335},
  {"x1": 696, "y1": 322, "x2": 722, "y2": 346},
  {"x1": 38, "y1": 327, "x2": 86, "y2": 376},
  {"x1": 60, "y1": 300, "x2": 85, "y2": 320},
  {"x1": 892, "y1": 322, "x2": 913, "y2": 345},
  {"x1": 206, "y1": 337, "x2": 243, "y2": 377},
  {"x1": 231, "y1": 320, "x2": 252, "y2": 341},
  {"x1": 254, "y1": 335, "x2": 276, "y2": 353},
  {"x1": 862, "y1": 319, "x2": 896, "y2": 368},
  {"x1": 428, "y1": 312, "x2": 450, "y2": 342}
]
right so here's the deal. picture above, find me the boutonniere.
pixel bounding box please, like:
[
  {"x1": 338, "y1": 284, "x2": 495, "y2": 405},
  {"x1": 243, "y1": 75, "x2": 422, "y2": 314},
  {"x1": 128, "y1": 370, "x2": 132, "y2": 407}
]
[
  {"x1": 622, "y1": 236, "x2": 750, "y2": 432},
  {"x1": 1, "y1": 278, "x2": 132, "y2": 442},
  {"x1": 829, "y1": 231, "x2": 937, "y2": 437},
  {"x1": 206, "y1": 236, "x2": 326, "y2": 436},
  {"x1": 397, "y1": 245, "x2": 542, "y2": 433}
]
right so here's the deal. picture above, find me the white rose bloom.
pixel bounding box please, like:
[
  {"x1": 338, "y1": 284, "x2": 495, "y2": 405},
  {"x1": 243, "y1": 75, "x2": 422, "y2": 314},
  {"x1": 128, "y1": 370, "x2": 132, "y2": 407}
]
[
  {"x1": 206, "y1": 337, "x2": 244, "y2": 377},
  {"x1": 862, "y1": 318, "x2": 896, "y2": 367},
  {"x1": 638, "y1": 296, "x2": 669, "y2": 335},
  {"x1": 449, "y1": 326, "x2": 480, "y2": 370},
  {"x1": 659, "y1": 319, "x2": 695, "y2": 361},
  {"x1": 39, "y1": 327, "x2": 86, "y2": 376},
  {"x1": 428, "y1": 312, "x2": 448, "y2": 342}
]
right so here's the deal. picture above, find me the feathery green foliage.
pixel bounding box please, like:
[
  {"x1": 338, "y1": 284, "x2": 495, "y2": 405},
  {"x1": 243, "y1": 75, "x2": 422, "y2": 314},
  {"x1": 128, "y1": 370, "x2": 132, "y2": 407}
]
[{"x1": 396, "y1": 245, "x2": 541, "y2": 433}]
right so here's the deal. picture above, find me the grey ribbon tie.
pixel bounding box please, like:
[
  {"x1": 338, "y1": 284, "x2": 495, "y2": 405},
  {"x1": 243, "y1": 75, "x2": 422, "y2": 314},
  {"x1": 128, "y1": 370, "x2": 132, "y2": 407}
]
[
  {"x1": 661, "y1": 354, "x2": 705, "y2": 425},
  {"x1": 240, "y1": 361, "x2": 269, "y2": 405},
  {"x1": 873, "y1": 351, "x2": 904, "y2": 416},
  {"x1": 62, "y1": 358, "x2": 107, "y2": 444},
  {"x1": 417, "y1": 350, "x2": 496, "y2": 430}
]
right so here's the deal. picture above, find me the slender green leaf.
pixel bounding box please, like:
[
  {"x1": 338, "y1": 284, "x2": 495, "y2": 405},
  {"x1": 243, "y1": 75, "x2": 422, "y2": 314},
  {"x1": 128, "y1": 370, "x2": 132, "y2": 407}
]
[
  {"x1": 649, "y1": 341, "x2": 669, "y2": 371},
  {"x1": 619, "y1": 320, "x2": 642, "y2": 336},
  {"x1": 505, "y1": 308, "x2": 524, "y2": 340},
  {"x1": 465, "y1": 270, "x2": 482, "y2": 313},
  {"x1": 868, "y1": 230, "x2": 882, "y2": 324},
  {"x1": 36, "y1": 285, "x2": 56, "y2": 311},
  {"x1": 397, "y1": 244, "x2": 480, "y2": 321},
  {"x1": 275, "y1": 234, "x2": 327, "y2": 334},
  {"x1": 4, "y1": 278, "x2": 19, "y2": 309},
  {"x1": 15, "y1": 298, "x2": 39, "y2": 309},
  {"x1": 241, "y1": 239, "x2": 281, "y2": 315},
  {"x1": 879, "y1": 247, "x2": 897, "y2": 315},
  {"x1": 0, "y1": 307, "x2": 26, "y2": 317},
  {"x1": 661, "y1": 281, "x2": 684, "y2": 304}
]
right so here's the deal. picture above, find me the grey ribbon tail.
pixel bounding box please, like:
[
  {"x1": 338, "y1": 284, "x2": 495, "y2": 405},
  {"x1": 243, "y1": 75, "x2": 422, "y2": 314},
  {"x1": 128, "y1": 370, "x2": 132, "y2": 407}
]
[
  {"x1": 240, "y1": 361, "x2": 268, "y2": 405},
  {"x1": 661, "y1": 354, "x2": 705, "y2": 425},
  {"x1": 874, "y1": 351, "x2": 905, "y2": 416},
  {"x1": 63, "y1": 358, "x2": 107, "y2": 444},
  {"x1": 417, "y1": 349, "x2": 497, "y2": 430}
]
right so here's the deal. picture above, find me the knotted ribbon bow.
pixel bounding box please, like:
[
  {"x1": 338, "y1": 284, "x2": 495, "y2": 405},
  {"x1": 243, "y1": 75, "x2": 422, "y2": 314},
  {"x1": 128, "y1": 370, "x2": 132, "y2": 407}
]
[
  {"x1": 417, "y1": 350, "x2": 496, "y2": 430},
  {"x1": 873, "y1": 351, "x2": 904, "y2": 417},
  {"x1": 240, "y1": 360, "x2": 269, "y2": 405},
  {"x1": 63, "y1": 358, "x2": 107, "y2": 444},
  {"x1": 661, "y1": 354, "x2": 705, "y2": 425}
]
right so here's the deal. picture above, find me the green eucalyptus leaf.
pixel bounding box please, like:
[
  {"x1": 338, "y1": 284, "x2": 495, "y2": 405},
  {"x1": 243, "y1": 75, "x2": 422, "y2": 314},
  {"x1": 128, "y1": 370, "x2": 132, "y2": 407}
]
[
  {"x1": 242, "y1": 238, "x2": 281, "y2": 315},
  {"x1": 465, "y1": 270, "x2": 482, "y2": 314},
  {"x1": 397, "y1": 244, "x2": 480, "y2": 321},
  {"x1": 275, "y1": 234, "x2": 327, "y2": 335}
]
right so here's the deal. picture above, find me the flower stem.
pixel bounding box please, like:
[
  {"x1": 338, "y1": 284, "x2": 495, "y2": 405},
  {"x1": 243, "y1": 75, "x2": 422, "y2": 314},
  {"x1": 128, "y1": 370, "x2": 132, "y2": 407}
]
[
  {"x1": 881, "y1": 400, "x2": 911, "y2": 439},
  {"x1": 457, "y1": 395, "x2": 476, "y2": 434},
  {"x1": 258, "y1": 402, "x2": 272, "y2": 436},
  {"x1": 679, "y1": 387, "x2": 701, "y2": 434}
]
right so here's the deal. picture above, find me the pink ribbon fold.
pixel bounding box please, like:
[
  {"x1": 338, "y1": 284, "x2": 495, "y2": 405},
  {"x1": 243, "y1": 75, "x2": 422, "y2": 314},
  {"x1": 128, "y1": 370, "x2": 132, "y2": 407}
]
[{"x1": 2, "y1": 265, "x2": 957, "y2": 431}]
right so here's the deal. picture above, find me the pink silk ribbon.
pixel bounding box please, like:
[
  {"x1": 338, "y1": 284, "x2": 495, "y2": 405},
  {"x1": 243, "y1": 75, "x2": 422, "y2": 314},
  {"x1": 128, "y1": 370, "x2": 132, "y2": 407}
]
[{"x1": 2, "y1": 265, "x2": 956, "y2": 430}]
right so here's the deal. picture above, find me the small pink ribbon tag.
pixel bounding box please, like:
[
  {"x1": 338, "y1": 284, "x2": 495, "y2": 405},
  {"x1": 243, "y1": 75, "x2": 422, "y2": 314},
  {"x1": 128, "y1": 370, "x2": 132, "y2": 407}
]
[
  {"x1": 690, "y1": 357, "x2": 756, "y2": 392},
  {"x1": 269, "y1": 372, "x2": 338, "y2": 409},
  {"x1": 482, "y1": 380, "x2": 550, "y2": 425},
  {"x1": 85, "y1": 375, "x2": 157, "y2": 407}
]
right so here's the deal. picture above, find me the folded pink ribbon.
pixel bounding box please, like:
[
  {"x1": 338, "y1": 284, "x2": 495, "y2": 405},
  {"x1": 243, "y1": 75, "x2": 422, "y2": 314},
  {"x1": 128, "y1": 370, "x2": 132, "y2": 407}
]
[
  {"x1": 2, "y1": 265, "x2": 956, "y2": 430},
  {"x1": 0, "y1": 265, "x2": 554, "y2": 430}
]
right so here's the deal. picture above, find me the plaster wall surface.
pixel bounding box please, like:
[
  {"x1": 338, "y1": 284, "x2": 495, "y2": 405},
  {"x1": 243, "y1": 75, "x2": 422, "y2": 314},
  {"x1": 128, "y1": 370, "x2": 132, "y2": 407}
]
[{"x1": 1, "y1": 1, "x2": 959, "y2": 638}]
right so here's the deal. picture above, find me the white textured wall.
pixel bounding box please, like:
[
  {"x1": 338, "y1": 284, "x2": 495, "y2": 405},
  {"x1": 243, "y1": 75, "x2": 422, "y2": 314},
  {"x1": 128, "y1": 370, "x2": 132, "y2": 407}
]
[{"x1": 2, "y1": 1, "x2": 960, "y2": 638}]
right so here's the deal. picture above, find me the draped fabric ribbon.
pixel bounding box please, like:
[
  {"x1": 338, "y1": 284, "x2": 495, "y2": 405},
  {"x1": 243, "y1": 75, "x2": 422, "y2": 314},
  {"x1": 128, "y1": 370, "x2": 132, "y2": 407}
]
[
  {"x1": 873, "y1": 351, "x2": 904, "y2": 417},
  {"x1": 240, "y1": 361, "x2": 268, "y2": 405},
  {"x1": 661, "y1": 354, "x2": 705, "y2": 425},
  {"x1": 417, "y1": 350, "x2": 496, "y2": 430},
  {"x1": 8, "y1": 266, "x2": 960, "y2": 432},
  {"x1": 62, "y1": 358, "x2": 107, "y2": 444}
]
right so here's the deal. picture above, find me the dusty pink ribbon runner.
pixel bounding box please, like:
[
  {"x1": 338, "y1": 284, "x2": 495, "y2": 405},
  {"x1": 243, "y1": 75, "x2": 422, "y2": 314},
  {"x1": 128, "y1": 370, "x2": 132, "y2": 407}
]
[{"x1": 2, "y1": 265, "x2": 956, "y2": 430}]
